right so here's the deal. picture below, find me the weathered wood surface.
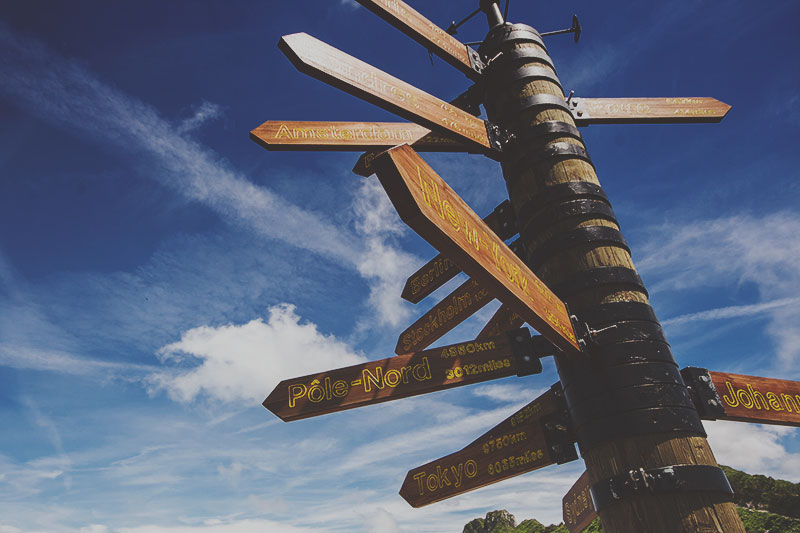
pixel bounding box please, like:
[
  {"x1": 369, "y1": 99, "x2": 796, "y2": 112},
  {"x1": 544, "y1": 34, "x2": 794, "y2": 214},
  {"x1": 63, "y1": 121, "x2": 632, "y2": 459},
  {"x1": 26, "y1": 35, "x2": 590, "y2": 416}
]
[
  {"x1": 372, "y1": 144, "x2": 581, "y2": 354},
  {"x1": 563, "y1": 471, "x2": 596, "y2": 533},
  {"x1": 278, "y1": 33, "x2": 491, "y2": 151},
  {"x1": 571, "y1": 97, "x2": 731, "y2": 125},
  {"x1": 710, "y1": 371, "x2": 800, "y2": 427},
  {"x1": 400, "y1": 388, "x2": 559, "y2": 507},
  {"x1": 395, "y1": 278, "x2": 492, "y2": 354},
  {"x1": 477, "y1": 303, "x2": 525, "y2": 340},
  {"x1": 354, "y1": 0, "x2": 479, "y2": 79},
  {"x1": 264, "y1": 333, "x2": 520, "y2": 421}
]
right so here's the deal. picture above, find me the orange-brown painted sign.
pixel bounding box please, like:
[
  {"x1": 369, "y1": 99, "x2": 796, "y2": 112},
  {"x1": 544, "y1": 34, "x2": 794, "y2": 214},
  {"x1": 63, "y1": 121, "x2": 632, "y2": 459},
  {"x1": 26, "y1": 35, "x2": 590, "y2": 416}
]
[
  {"x1": 563, "y1": 471, "x2": 597, "y2": 533},
  {"x1": 570, "y1": 97, "x2": 731, "y2": 125},
  {"x1": 400, "y1": 388, "x2": 559, "y2": 507},
  {"x1": 396, "y1": 278, "x2": 492, "y2": 354},
  {"x1": 354, "y1": 0, "x2": 480, "y2": 80},
  {"x1": 477, "y1": 304, "x2": 524, "y2": 340},
  {"x1": 264, "y1": 333, "x2": 524, "y2": 422},
  {"x1": 710, "y1": 371, "x2": 800, "y2": 427},
  {"x1": 250, "y1": 121, "x2": 469, "y2": 152},
  {"x1": 278, "y1": 33, "x2": 492, "y2": 152},
  {"x1": 372, "y1": 144, "x2": 581, "y2": 354}
]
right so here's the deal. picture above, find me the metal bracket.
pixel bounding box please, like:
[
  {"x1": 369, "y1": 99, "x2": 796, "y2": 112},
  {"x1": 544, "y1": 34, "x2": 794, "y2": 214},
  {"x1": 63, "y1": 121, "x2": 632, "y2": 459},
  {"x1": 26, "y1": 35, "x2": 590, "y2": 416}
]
[
  {"x1": 590, "y1": 465, "x2": 733, "y2": 512},
  {"x1": 492, "y1": 199, "x2": 518, "y2": 240},
  {"x1": 541, "y1": 382, "x2": 580, "y2": 463},
  {"x1": 485, "y1": 120, "x2": 516, "y2": 153},
  {"x1": 507, "y1": 328, "x2": 552, "y2": 377},
  {"x1": 467, "y1": 47, "x2": 486, "y2": 76},
  {"x1": 681, "y1": 366, "x2": 727, "y2": 420},
  {"x1": 450, "y1": 84, "x2": 485, "y2": 117}
]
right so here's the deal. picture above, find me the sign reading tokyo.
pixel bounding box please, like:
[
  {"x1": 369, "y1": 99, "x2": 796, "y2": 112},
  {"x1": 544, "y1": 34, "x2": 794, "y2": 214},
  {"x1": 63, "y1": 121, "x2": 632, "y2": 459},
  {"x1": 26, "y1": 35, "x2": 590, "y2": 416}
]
[
  {"x1": 264, "y1": 331, "x2": 534, "y2": 422},
  {"x1": 570, "y1": 97, "x2": 731, "y2": 125},
  {"x1": 371, "y1": 144, "x2": 581, "y2": 354},
  {"x1": 278, "y1": 33, "x2": 492, "y2": 152},
  {"x1": 400, "y1": 387, "x2": 564, "y2": 507},
  {"x1": 709, "y1": 371, "x2": 800, "y2": 427}
]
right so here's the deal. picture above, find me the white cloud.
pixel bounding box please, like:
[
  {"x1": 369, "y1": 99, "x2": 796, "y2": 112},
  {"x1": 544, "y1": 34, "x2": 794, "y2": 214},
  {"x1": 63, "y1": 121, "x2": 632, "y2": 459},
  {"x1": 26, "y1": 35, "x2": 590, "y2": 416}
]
[
  {"x1": 471, "y1": 383, "x2": 546, "y2": 404},
  {"x1": 362, "y1": 508, "x2": 401, "y2": 533},
  {"x1": 705, "y1": 420, "x2": 800, "y2": 482},
  {"x1": 177, "y1": 101, "x2": 222, "y2": 134},
  {"x1": 149, "y1": 303, "x2": 366, "y2": 404},
  {"x1": 662, "y1": 297, "x2": 800, "y2": 327}
]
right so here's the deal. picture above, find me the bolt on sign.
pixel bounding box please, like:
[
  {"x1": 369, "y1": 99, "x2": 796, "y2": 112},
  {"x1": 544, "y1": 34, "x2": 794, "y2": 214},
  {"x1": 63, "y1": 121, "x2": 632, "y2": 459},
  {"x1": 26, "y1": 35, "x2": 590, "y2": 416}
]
[
  {"x1": 562, "y1": 471, "x2": 597, "y2": 533},
  {"x1": 354, "y1": 0, "x2": 483, "y2": 80},
  {"x1": 278, "y1": 33, "x2": 493, "y2": 153},
  {"x1": 569, "y1": 97, "x2": 731, "y2": 125},
  {"x1": 250, "y1": 120, "x2": 470, "y2": 152},
  {"x1": 371, "y1": 144, "x2": 581, "y2": 355},
  {"x1": 396, "y1": 278, "x2": 492, "y2": 354},
  {"x1": 400, "y1": 385, "x2": 573, "y2": 507},
  {"x1": 264, "y1": 330, "x2": 537, "y2": 422}
]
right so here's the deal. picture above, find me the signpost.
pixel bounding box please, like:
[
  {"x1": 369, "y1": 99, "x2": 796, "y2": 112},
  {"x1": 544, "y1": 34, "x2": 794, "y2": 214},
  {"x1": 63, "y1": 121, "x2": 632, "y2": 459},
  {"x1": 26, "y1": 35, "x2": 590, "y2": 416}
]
[
  {"x1": 400, "y1": 385, "x2": 575, "y2": 507},
  {"x1": 371, "y1": 144, "x2": 581, "y2": 355},
  {"x1": 570, "y1": 97, "x2": 731, "y2": 125},
  {"x1": 562, "y1": 471, "x2": 596, "y2": 533},
  {"x1": 251, "y1": 120, "x2": 469, "y2": 152},
  {"x1": 477, "y1": 304, "x2": 524, "y2": 340},
  {"x1": 278, "y1": 33, "x2": 495, "y2": 153},
  {"x1": 264, "y1": 330, "x2": 539, "y2": 422}
]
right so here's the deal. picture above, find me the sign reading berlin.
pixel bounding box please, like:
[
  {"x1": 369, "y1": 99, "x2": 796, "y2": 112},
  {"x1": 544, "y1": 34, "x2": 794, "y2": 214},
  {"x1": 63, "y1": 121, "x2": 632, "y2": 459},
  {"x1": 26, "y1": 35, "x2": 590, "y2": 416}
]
[
  {"x1": 371, "y1": 144, "x2": 581, "y2": 354},
  {"x1": 278, "y1": 33, "x2": 492, "y2": 152}
]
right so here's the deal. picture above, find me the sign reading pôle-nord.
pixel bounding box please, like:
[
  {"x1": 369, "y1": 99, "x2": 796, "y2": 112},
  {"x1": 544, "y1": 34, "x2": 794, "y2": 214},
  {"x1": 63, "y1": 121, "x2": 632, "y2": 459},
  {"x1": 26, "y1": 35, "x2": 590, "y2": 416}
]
[
  {"x1": 708, "y1": 371, "x2": 800, "y2": 427},
  {"x1": 354, "y1": 0, "x2": 481, "y2": 80},
  {"x1": 396, "y1": 278, "x2": 492, "y2": 354},
  {"x1": 251, "y1": 121, "x2": 469, "y2": 152},
  {"x1": 278, "y1": 33, "x2": 492, "y2": 152},
  {"x1": 371, "y1": 144, "x2": 581, "y2": 354},
  {"x1": 562, "y1": 471, "x2": 596, "y2": 533},
  {"x1": 570, "y1": 97, "x2": 731, "y2": 125},
  {"x1": 264, "y1": 331, "x2": 531, "y2": 422},
  {"x1": 400, "y1": 387, "x2": 560, "y2": 507}
]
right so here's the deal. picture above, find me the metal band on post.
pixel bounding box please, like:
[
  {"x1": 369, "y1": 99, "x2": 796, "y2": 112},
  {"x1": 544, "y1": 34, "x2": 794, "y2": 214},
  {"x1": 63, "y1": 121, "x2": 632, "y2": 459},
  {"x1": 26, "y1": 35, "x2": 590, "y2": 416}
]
[
  {"x1": 520, "y1": 200, "x2": 617, "y2": 241},
  {"x1": 552, "y1": 266, "x2": 649, "y2": 300},
  {"x1": 525, "y1": 226, "x2": 629, "y2": 267}
]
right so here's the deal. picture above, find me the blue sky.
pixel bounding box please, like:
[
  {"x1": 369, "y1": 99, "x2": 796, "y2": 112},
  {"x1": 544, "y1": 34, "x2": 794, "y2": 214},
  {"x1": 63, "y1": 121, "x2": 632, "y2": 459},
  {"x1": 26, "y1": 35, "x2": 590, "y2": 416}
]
[{"x1": 1, "y1": 0, "x2": 799, "y2": 531}]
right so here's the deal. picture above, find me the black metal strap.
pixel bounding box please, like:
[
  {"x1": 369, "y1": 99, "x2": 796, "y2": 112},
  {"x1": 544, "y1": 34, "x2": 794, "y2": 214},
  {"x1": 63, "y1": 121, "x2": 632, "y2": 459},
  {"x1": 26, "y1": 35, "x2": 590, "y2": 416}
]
[
  {"x1": 590, "y1": 465, "x2": 733, "y2": 512},
  {"x1": 507, "y1": 328, "x2": 546, "y2": 377},
  {"x1": 505, "y1": 142, "x2": 593, "y2": 175},
  {"x1": 552, "y1": 266, "x2": 649, "y2": 299},
  {"x1": 499, "y1": 94, "x2": 572, "y2": 123},
  {"x1": 588, "y1": 320, "x2": 667, "y2": 347},
  {"x1": 577, "y1": 301, "x2": 659, "y2": 329},
  {"x1": 563, "y1": 361, "x2": 682, "y2": 398},
  {"x1": 515, "y1": 181, "x2": 608, "y2": 215},
  {"x1": 513, "y1": 121, "x2": 583, "y2": 145},
  {"x1": 480, "y1": 23, "x2": 547, "y2": 56},
  {"x1": 568, "y1": 383, "x2": 695, "y2": 426},
  {"x1": 540, "y1": 382, "x2": 579, "y2": 464},
  {"x1": 487, "y1": 47, "x2": 555, "y2": 71},
  {"x1": 526, "y1": 226, "x2": 629, "y2": 268},
  {"x1": 590, "y1": 340, "x2": 675, "y2": 367},
  {"x1": 492, "y1": 199, "x2": 517, "y2": 240},
  {"x1": 520, "y1": 199, "x2": 617, "y2": 242},
  {"x1": 575, "y1": 406, "x2": 706, "y2": 449},
  {"x1": 681, "y1": 367, "x2": 727, "y2": 419},
  {"x1": 492, "y1": 65, "x2": 562, "y2": 92}
]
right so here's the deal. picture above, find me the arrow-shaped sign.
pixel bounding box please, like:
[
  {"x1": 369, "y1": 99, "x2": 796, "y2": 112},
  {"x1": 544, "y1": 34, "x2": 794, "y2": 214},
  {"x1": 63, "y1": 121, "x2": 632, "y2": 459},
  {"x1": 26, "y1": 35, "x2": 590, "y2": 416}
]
[
  {"x1": 278, "y1": 33, "x2": 496, "y2": 154},
  {"x1": 264, "y1": 329, "x2": 541, "y2": 422},
  {"x1": 372, "y1": 144, "x2": 582, "y2": 354},
  {"x1": 354, "y1": 0, "x2": 484, "y2": 80},
  {"x1": 570, "y1": 97, "x2": 731, "y2": 125},
  {"x1": 563, "y1": 471, "x2": 597, "y2": 533},
  {"x1": 400, "y1": 383, "x2": 576, "y2": 507},
  {"x1": 477, "y1": 303, "x2": 525, "y2": 340}
]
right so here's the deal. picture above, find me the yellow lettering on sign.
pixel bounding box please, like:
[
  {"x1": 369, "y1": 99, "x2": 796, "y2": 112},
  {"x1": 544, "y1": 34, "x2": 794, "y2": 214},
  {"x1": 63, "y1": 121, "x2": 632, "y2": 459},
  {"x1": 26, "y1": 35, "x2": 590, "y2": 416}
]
[{"x1": 722, "y1": 380, "x2": 800, "y2": 413}]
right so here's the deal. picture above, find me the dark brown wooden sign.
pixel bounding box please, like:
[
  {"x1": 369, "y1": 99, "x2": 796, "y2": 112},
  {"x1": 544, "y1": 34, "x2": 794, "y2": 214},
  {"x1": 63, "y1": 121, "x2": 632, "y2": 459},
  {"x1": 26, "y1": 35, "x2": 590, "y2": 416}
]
[
  {"x1": 477, "y1": 304, "x2": 524, "y2": 340},
  {"x1": 278, "y1": 33, "x2": 492, "y2": 152},
  {"x1": 251, "y1": 120, "x2": 470, "y2": 152},
  {"x1": 372, "y1": 144, "x2": 581, "y2": 354},
  {"x1": 570, "y1": 97, "x2": 731, "y2": 125},
  {"x1": 400, "y1": 388, "x2": 559, "y2": 507},
  {"x1": 264, "y1": 333, "x2": 525, "y2": 421},
  {"x1": 354, "y1": 0, "x2": 481, "y2": 80},
  {"x1": 563, "y1": 471, "x2": 597, "y2": 533},
  {"x1": 709, "y1": 371, "x2": 800, "y2": 427},
  {"x1": 396, "y1": 278, "x2": 492, "y2": 354}
]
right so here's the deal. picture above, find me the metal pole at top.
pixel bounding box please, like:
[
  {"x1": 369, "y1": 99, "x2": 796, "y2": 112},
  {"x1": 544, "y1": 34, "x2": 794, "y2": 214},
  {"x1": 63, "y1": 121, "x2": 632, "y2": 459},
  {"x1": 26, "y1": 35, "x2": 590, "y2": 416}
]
[{"x1": 480, "y1": 0, "x2": 504, "y2": 28}]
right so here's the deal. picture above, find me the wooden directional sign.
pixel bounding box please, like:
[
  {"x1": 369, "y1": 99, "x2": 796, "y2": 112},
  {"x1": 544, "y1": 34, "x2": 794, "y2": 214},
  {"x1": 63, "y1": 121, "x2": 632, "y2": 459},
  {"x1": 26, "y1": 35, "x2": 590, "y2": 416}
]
[
  {"x1": 251, "y1": 121, "x2": 470, "y2": 152},
  {"x1": 477, "y1": 304, "x2": 524, "y2": 341},
  {"x1": 400, "y1": 387, "x2": 565, "y2": 507},
  {"x1": 707, "y1": 371, "x2": 800, "y2": 427},
  {"x1": 264, "y1": 331, "x2": 532, "y2": 422},
  {"x1": 396, "y1": 278, "x2": 492, "y2": 354},
  {"x1": 372, "y1": 144, "x2": 581, "y2": 354},
  {"x1": 563, "y1": 471, "x2": 597, "y2": 533},
  {"x1": 570, "y1": 97, "x2": 731, "y2": 125},
  {"x1": 354, "y1": 0, "x2": 482, "y2": 80},
  {"x1": 278, "y1": 33, "x2": 493, "y2": 153}
]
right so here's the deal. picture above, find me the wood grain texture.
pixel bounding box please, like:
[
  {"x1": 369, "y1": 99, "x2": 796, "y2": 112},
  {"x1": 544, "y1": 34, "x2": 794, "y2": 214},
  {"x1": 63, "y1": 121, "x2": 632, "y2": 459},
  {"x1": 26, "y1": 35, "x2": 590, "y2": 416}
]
[
  {"x1": 278, "y1": 33, "x2": 490, "y2": 150},
  {"x1": 400, "y1": 388, "x2": 558, "y2": 507},
  {"x1": 571, "y1": 97, "x2": 731, "y2": 125},
  {"x1": 395, "y1": 278, "x2": 493, "y2": 354},
  {"x1": 264, "y1": 333, "x2": 520, "y2": 421},
  {"x1": 710, "y1": 371, "x2": 800, "y2": 426},
  {"x1": 354, "y1": 0, "x2": 476, "y2": 79},
  {"x1": 372, "y1": 144, "x2": 581, "y2": 354},
  {"x1": 563, "y1": 470, "x2": 596, "y2": 533},
  {"x1": 250, "y1": 120, "x2": 469, "y2": 151},
  {"x1": 477, "y1": 303, "x2": 525, "y2": 340}
]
